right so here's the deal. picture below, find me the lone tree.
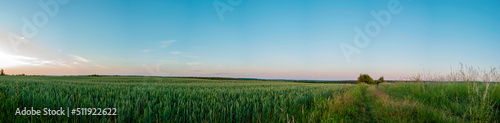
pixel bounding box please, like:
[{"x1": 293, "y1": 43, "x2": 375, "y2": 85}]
[
  {"x1": 357, "y1": 74, "x2": 374, "y2": 84},
  {"x1": 376, "y1": 76, "x2": 386, "y2": 85},
  {"x1": 0, "y1": 69, "x2": 5, "y2": 76}
]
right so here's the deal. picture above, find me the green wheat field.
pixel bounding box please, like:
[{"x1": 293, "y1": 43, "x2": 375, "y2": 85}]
[{"x1": 0, "y1": 76, "x2": 499, "y2": 122}]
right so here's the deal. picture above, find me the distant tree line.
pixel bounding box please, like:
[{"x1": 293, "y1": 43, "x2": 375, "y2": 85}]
[{"x1": 0, "y1": 69, "x2": 27, "y2": 76}]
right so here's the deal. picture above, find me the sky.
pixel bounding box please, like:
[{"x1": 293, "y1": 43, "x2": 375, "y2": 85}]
[{"x1": 0, "y1": 0, "x2": 499, "y2": 80}]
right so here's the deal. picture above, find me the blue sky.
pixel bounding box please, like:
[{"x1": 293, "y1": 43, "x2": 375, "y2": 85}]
[{"x1": 0, "y1": 0, "x2": 499, "y2": 80}]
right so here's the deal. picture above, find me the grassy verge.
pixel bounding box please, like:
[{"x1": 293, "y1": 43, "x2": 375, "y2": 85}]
[
  {"x1": 368, "y1": 85, "x2": 462, "y2": 122},
  {"x1": 330, "y1": 83, "x2": 461, "y2": 122},
  {"x1": 377, "y1": 82, "x2": 500, "y2": 122}
]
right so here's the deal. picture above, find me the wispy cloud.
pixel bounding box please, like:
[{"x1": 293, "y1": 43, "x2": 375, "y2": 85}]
[
  {"x1": 159, "y1": 60, "x2": 176, "y2": 63},
  {"x1": 159, "y1": 40, "x2": 175, "y2": 48},
  {"x1": 171, "y1": 51, "x2": 181, "y2": 55},
  {"x1": 182, "y1": 55, "x2": 198, "y2": 58},
  {"x1": 186, "y1": 62, "x2": 200, "y2": 66},
  {"x1": 170, "y1": 51, "x2": 198, "y2": 58},
  {"x1": 142, "y1": 49, "x2": 153, "y2": 53},
  {"x1": 0, "y1": 52, "x2": 53, "y2": 67},
  {"x1": 70, "y1": 55, "x2": 90, "y2": 63}
]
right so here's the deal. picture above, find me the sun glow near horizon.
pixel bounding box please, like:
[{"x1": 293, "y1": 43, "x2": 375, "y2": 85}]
[{"x1": 0, "y1": 51, "x2": 34, "y2": 68}]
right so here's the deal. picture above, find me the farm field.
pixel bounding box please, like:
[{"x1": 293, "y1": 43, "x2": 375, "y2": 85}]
[{"x1": 0, "y1": 76, "x2": 499, "y2": 122}]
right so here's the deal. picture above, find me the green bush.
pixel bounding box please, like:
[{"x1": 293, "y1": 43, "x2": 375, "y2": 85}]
[
  {"x1": 376, "y1": 76, "x2": 386, "y2": 84},
  {"x1": 357, "y1": 74, "x2": 374, "y2": 84}
]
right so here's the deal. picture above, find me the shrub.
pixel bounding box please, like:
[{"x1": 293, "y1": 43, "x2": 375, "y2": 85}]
[
  {"x1": 357, "y1": 74, "x2": 374, "y2": 84},
  {"x1": 0, "y1": 69, "x2": 4, "y2": 76},
  {"x1": 376, "y1": 76, "x2": 386, "y2": 84}
]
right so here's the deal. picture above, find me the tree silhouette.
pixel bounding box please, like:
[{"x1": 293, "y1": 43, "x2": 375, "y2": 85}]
[
  {"x1": 0, "y1": 69, "x2": 5, "y2": 76},
  {"x1": 376, "y1": 76, "x2": 386, "y2": 85},
  {"x1": 357, "y1": 74, "x2": 374, "y2": 84}
]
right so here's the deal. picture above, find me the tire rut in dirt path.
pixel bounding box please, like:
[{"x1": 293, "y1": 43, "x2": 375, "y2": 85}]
[{"x1": 360, "y1": 84, "x2": 375, "y2": 122}]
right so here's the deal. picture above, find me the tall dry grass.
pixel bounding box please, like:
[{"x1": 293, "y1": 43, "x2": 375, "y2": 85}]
[{"x1": 401, "y1": 63, "x2": 500, "y2": 121}]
